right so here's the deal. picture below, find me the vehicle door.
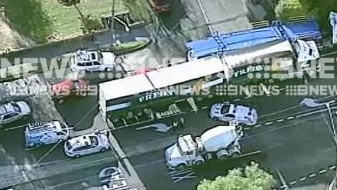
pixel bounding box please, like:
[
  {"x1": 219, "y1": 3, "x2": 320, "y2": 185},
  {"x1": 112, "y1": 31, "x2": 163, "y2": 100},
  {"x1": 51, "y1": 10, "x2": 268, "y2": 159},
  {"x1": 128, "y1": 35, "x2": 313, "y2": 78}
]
[
  {"x1": 223, "y1": 114, "x2": 235, "y2": 122},
  {"x1": 2, "y1": 112, "x2": 20, "y2": 124},
  {"x1": 83, "y1": 62, "x2": 96, "y2": 72},
  {"x1": 92, "y1": 61, "x2": 104, "y2": 71},
  {"x1": 73, "y1": 145, "x2": 91, "y2": 155},
  {"x1": 185, "y1": 150, "x2": 195, "y2": 166}
]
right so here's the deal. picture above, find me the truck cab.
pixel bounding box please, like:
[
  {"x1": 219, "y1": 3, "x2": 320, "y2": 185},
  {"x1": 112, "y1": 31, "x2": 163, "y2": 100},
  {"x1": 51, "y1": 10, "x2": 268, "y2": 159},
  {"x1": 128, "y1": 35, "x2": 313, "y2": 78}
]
[
  {"x1": 283, "y1": 39, "x2": 320, "y2": 79},
  {"x1": 165, "y1": 125, "x2": 243, "y2": 170}
]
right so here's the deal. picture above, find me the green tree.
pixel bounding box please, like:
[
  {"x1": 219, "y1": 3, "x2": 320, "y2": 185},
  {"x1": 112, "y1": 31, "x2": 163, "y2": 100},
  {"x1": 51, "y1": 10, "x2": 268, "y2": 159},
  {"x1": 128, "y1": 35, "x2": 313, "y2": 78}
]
[
  {"x1": 275, "y1": 0, "x2": 312, "y2": 21},
  {"x1": 80, "y1": 14, "x2": 103, "y2": 34},
  {"x1": 197, "y1": 162, "x2": 276, "y2": 190},
  {"x1": 57, "y1": 0, "x2": 85, "y2": 24}
]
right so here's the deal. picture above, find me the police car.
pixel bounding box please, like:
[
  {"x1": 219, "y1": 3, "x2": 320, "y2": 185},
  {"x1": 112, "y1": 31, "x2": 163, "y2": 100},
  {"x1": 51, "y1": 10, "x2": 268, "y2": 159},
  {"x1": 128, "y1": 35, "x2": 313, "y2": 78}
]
[
  {"x1": 64, "y1": 132, "x2": 110, "y2": 158},
  {"x1": 209, "y1": 102, "x2": 258, "y2": 126},
  {"x1": 0, "y1": 101, "x2": 31, "y2": 125},
  {"x1": 70, "y1": 49, "x2": 123, "y2": 72},
  {"x1": 25, "y1": 120, "x2": 70, "y2": 148}
]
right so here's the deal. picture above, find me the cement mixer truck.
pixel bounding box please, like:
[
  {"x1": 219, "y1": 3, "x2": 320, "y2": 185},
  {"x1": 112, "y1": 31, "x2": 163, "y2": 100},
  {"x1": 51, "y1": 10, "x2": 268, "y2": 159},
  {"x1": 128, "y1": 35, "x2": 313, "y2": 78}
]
[{"x1": 165, "y1": 125, "x2": 243, "y2": 170}]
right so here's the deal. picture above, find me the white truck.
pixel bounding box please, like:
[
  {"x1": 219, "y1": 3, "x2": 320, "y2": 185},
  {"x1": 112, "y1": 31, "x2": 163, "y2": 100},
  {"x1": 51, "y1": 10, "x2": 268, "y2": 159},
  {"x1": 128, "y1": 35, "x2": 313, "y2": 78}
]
[{"x1": 165, "y1": 125, "x2": 243, "y2": 170}]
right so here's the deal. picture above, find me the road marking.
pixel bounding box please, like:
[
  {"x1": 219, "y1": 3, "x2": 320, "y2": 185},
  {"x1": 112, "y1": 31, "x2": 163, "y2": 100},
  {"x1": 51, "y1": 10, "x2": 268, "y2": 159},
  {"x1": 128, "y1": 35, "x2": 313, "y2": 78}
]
[
  {"x1": 319, "y1": 169, "x2": 327, "y2": 174},
  {"x1": 299, "y1": 177, "x2": 306, "y2": 181},
  {"x1": 287, "y1": 116, "x2": 295, "y2": 120},
  {"x1": 4, "y1": 124, "x2": 26, "y2": 131},
  {"x1": 289, "y1": 181, "x2": 297, "y2": 185},
  {"x1": 201, "y1": 106, "x2": 208, "y2": 110},
  {"x1": 169, "y1": 168, "x2": 196, "y2": 183},
  {"x1": 264, "y1": 122, "x2": 273, "y2": 125},
  {"x1": 234, "y1": 99, "x2": 241, "y2": 102},
  {"x1": 276, "y1": 119, "x2": 284, "y2": 122},
  {"x1": 329, "y1": 165, "x2": 336, "y2": 170},
  {"x1": 253, "y1": 124, "x2": 262, "y2": 128},
  {"x1": 308, "y1": 173, "x2": 317, "y2": 178}
]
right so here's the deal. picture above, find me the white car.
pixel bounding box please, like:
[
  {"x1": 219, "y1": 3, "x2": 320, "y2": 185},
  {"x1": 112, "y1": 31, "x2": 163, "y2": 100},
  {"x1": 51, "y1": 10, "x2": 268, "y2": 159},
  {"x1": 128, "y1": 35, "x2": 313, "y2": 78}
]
[
  {"x1": 0, "y1": 101, "x2": 31, "y2": 125},
  {"x1": 209, "y1": 102, "x2": 258, "y2": 126},
  {"x1": 64, "y1": 132, "x2": 110, "y2": 157},
  {"x1": 70, "y1": 49, "x2": 123, "y2": 72}
]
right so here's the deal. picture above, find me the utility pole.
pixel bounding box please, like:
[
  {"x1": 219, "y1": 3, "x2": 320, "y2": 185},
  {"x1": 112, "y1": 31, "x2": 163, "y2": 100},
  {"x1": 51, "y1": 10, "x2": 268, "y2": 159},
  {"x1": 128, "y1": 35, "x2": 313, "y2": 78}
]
[
  {"x1": 325, "y1": 101, "x2": 337, "y2": 190},
  {"x1": 110, "y1": 0, "x2": 116, "y2": 45}
]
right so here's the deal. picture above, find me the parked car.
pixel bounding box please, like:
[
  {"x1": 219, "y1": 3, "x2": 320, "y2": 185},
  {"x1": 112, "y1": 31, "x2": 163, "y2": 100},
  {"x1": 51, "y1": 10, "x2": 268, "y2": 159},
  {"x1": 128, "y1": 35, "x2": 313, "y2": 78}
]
[
  {"x1": 25, "y1": 120, "x2": 70, "y2": 148},
  {"x1": 51, "y1": 79, "x2": 89, "y2": 100},
  {"x1": 209, "y1": 102, "x2": 258, "y2": 126},
  {"x1": 64, "y1": 131, "x2": 110, "y2": 158},
  {"x1": 0, "y1": 101, "x2": 31, "y2": 126},
  {"x1": 70, "y1": 49, "x2": 123, "y2": 72}
]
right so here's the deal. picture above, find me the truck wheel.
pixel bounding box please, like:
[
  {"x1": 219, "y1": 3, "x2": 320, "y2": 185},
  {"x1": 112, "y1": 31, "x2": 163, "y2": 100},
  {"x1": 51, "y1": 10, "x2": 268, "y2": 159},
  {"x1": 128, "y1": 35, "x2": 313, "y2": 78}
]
[
  {"x1": 194, "y1": 160, "x2": 203, "y2": 166},
  {"x1": 212, "y1": 117, "x2": 219, "y2": 121},
  {"x1": 176, "y1": 164, "x2": 186, "y2": 170},
  {"x1": 216, "y1": 149, "x2": 229, "y2": 159},
  {"x1": 230, "y1": 152, "x2": 240, "y2": 158}
]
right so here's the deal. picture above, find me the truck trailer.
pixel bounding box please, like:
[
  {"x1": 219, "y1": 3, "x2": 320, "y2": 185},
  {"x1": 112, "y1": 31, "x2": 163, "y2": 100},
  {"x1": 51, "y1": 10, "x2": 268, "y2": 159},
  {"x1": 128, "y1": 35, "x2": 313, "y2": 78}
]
[
  {"x1": 185, "y1": 18, "x2": 322, "y2": 61},
  {"x1": 165, "y1": 125, "x2": 243, "y2": 170}
]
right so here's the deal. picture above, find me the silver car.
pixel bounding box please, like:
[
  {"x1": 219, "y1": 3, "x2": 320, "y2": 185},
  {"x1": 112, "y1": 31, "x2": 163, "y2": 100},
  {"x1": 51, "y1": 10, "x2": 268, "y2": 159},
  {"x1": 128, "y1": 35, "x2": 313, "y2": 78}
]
[
  {"x1": 209, "y1": 102, "x2": 258, "y2": 126},
  {"x1": 0, "y1": 101, "x2": 31, "y2": 126}
]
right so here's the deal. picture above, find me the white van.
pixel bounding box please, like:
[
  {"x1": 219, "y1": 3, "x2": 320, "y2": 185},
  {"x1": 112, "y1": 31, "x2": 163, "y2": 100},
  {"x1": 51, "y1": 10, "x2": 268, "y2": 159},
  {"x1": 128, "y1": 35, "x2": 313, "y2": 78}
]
[{"x1": 25, "y1": 120, "x2": 70, "y2": 148}]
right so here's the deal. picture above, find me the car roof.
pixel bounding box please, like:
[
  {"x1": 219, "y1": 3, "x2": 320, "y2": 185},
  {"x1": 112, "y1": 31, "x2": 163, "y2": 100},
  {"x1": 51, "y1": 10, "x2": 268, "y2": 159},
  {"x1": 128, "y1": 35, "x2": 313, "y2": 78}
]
[
  {"x1": 68, "y1": 135, "x2": 94, "y2": 149},
  {"x1": 26, "y1": 121, "x2": 64, "y2": 135},
  {"x1": 0, "y1": 103, "x2": 16, "y2": 115},
  {"x1": 75, "y1": 50, "x2": 99, "y2": 63}
]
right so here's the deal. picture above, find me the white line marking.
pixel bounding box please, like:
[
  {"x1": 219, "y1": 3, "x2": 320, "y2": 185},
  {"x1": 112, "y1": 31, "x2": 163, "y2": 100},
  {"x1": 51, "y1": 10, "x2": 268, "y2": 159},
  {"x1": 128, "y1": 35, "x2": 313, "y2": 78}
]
[
  {"x1": 289, "y1": 181, "x2": 297, "y2": 185},
  {"x1": 254, "y1": 124, "x2": 261, "y2": 128},
  {"x1": 299, "y1": 177, "x2": 306, "y2": 181},
  {"x1": 322, "y1": 51, "x2": 337, "y2": 57},
  {"x1": 234, "y1": 99, "x2": 241, "y2": 102},
  {"x1": 244, "y1": 127, "x2": 252, "y2": 130},
  {"x1": 201, "y1": 106, "x2": 208, "y2": 110},
  {"x1": 276, "y1": 119, "x2": 284, "y2": 122},
  {"x1": 308, "y1": 173, "x2": 317, "y2": 178},
  {"x1": 244, "y1": 96, "x2": 250, "y2": 99},
  {"x1": 287, "y1": 116, "x2": 295, "y2": 120},
  {"x1": 319, "y1": 169, "x2": 327, "y2": 174},
  {"x1": 264, "y1": 122, "x2": 273, "y2": 125},
  {"x1": 329, "y1": 165, "x2": 336, "y2": 170},
  {"x1": 4, "y1": 124, "x2": 26, "y2": 131},
  {"x1": 170, "y1": 170, "x2": 194, "y2": 176},
  {"x1": 168, "y1": 168, "x2": 194, "y2": 175},
  {"x1": 134, "y1": 159, "x2": 165, "y2": 168}
]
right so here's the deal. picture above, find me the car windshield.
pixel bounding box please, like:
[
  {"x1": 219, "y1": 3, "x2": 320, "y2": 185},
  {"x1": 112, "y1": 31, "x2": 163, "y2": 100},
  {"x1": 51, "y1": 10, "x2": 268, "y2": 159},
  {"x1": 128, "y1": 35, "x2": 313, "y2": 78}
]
[
  {"x1": 89, "y1": 136, "x2": 98, "y2": 146},
  {"x1": 309, "y1": 48, "x2": 313, "y2": 56},
  {"x1": 220, "y1": 105, "x2": 230, "y2": 114},
  {"x1": 176, "y1": 142, "x2": 185, "y2": 156},
  {"x1": 66, "y1": 141, "x2": 72, "y2": 150},
  {"x1": 12, "y1": 103, "x2": 21, "y2": 112}
]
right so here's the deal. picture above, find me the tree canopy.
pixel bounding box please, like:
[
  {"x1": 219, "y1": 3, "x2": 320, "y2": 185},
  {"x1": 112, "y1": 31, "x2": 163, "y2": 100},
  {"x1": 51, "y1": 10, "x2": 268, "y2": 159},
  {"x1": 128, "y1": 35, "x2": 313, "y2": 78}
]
[
  {"x1": 197, "y1": 162, "x2": 276, "y2": 190},
  {"x1": 275, "y1": 0, "x2": 312, "y2": 20},
  {"x1": 275, "y1": 0, "x2": 337, "y2": 30}
]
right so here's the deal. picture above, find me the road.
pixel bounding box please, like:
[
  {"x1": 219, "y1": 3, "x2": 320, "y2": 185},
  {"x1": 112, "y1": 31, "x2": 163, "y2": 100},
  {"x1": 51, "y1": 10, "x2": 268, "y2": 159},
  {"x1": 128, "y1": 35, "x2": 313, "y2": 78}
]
[{"x1": 116, "y1": 98, "x2": 336, "y2": 189}]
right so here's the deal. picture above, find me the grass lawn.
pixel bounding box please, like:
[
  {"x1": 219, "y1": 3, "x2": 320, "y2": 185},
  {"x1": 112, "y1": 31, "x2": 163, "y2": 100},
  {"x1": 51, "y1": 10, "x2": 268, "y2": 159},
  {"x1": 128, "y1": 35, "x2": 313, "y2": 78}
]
[{"x1": 1, "y1": 0, "x2": 126, "y2": 43}]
